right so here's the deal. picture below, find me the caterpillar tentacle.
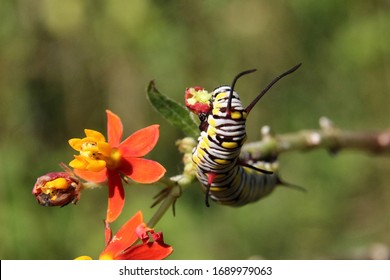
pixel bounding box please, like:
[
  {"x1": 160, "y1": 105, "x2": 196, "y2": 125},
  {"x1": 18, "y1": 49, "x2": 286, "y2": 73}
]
[{"x1": 239, "y1": 162, "x2": 274, "y2": 175}]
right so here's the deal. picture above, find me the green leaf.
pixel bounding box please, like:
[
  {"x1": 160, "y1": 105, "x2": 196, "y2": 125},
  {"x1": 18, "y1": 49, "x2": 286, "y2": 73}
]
[{"x1": 147, "y1": 80, "x2": 199, "y2": 138}]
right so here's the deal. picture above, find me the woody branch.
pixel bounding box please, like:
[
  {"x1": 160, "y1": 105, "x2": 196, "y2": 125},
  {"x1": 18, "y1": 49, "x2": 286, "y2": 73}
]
[{"x1": 241, "y1": 117, "x2": 390, "y2": 161}]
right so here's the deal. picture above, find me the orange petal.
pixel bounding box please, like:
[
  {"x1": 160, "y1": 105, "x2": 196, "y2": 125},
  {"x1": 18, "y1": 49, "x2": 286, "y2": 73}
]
[
  {"x1": 84, "y1": 129, "x2": 106, "y2": 142},
  {"x1": 117, "y1": 242, "x2": 173, "y2": 260},
  {"x1": 106, "y1": 110, "x2": 123, "y2": 147},
  {"x1": 119, "y1": 125, "x2": 160, "y2": 158},
  {"x1": 98, "y1": 141, "x2": 112, "y2": 157},
  {"x1": 101, "y1": 211, "x2": 143, "y2": 258},
  {"x1": 69, "y1": 156, "x2": 88, "y2": 169},
  {"x1": 68, "y1": 138, "x2": 83, "y2": 151},
  {"x1": 105, "y1": 170, "x2": 125, "y2": 223},
  {"x1": 86, "y1": 159, "x2": 107, "y2": 172},
  {"x1": 120, "y1": 158, "x2": 166, "y2": 184},
  {"x1": 74, "y1": 168, "x2": 107, "y2": 183}
]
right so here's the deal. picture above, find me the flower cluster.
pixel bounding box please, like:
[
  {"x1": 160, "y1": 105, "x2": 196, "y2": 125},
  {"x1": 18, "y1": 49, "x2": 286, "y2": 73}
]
[
  {"x1": 33, "y1": 110, "x2": 172, "y2": 260},
  {"x1": 185, "y1": 87, "x2": 212, "y2": 114}
]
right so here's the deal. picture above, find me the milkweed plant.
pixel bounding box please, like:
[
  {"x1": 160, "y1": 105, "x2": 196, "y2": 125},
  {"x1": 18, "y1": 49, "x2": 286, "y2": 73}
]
[{"x1": 33, "y1": 66, "x2": 390, "y2": 260}]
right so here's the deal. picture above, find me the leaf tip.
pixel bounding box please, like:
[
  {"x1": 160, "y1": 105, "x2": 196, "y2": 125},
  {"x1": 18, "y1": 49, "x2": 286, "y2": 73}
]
[{"x1": 147, "y1": 80, "x2": 157, "y2": 93}]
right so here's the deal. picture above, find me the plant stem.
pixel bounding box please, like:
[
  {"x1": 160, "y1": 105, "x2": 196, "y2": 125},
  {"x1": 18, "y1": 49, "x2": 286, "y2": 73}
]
[
  {"x1": 147, "y1": 179, "x2": 181, "y2": 228},
  {"x1": 241, "y1": 118, "x2": 390, "y2": 161}
]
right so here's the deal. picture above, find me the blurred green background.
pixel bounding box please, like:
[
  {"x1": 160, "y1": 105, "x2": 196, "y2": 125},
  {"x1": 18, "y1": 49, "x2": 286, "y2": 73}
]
[{"x1": 1, "y1": 0, "x2": 389, "y2": 260}]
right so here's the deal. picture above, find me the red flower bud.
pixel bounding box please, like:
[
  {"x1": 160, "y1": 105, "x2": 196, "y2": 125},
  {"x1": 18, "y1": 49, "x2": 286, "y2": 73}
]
[{"x1": 185, "y1": 87, "x2": 212, "y2": 114}]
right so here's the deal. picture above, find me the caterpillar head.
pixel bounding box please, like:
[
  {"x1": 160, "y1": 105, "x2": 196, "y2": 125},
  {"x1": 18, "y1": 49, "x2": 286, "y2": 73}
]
[{"x1": 185, "y1": 87, "x2": 212, "y2": 115}]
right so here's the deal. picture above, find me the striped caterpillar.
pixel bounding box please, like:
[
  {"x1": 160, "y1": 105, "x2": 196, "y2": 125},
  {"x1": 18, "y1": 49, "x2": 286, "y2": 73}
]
[{"x1": 185, "y1": 64, "x2": 302, "y2": 207}]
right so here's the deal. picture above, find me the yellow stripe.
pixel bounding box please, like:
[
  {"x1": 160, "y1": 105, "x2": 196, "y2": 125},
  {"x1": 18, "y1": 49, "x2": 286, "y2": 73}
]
[
  {"x1": 192, "y1": 154, "x2": 201, "y2": 165},
  {"x1": 210, "y1": 186, "x2": 227, "y2": 192},
  {"x1": 207, "y1": 126, "x2": 217, "y2": 137},
  {"x1": 198, "y1": 148, "x2": 206, "y2": 157},
  {"x1": 215, "y1": 92, "x2": 227, "y2": 100},
  {"x1": 221, "y1": 141, "x2": 238, "y2": 149},
  {"x1": 230, "y1": 111, "x2": 242, "y2": 119},
  {"x1": 214, "y1": 158, "x2": 230, "y2": 165},
  {"x1": 208, "y1": 117, "x2": 216, "y2": 127},
  {"x1": 199, "y1": 139, "x2": 209, "y2": 150},
  {"x1": 212, "y1": 108, "x2": 221, "y2": 116}
]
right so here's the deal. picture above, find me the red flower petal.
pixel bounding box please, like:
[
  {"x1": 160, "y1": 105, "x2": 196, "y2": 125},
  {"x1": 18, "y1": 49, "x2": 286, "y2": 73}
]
[
  {"x1": 106, "y1": 110, "x2": 123, "y2": 147},
  {"x1": 101, "y1": 211, "x2": 143, "y2": 258},
  {"x1": 117, "y1": 242, "x2": 173, "y2": 260},
  {"x1": 73, "y1": 168, "x2": 107, "y2": 183},
  {"x1": 120, "y1": 158, "x2": 166, "y2": 184},
  {"x1": 106, "y1": 170, "x2": 125, "y2": 223},
  {"x1": 119, "y1": 125, "x2": 160, "y2": 158}
]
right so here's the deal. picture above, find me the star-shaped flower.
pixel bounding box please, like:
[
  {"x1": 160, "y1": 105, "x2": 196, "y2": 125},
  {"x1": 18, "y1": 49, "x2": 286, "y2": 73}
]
[{"x1": 68, "y1": 110, "x2": 166, "y2": 222}]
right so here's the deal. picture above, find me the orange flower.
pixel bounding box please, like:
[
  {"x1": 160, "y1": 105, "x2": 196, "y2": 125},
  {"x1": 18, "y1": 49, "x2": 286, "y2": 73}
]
[
  {"x1": 68, "y1": 110, "x2": 166, "y2": 223},
  {"x1": 75, "y1": 211, "x2": 173, "y2": 260}
]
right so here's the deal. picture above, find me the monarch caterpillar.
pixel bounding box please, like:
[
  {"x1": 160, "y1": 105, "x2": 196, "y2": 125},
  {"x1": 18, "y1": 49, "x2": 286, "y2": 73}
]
[{"x1": 185, "y1": 63, "x2": 302, "y2": 207}]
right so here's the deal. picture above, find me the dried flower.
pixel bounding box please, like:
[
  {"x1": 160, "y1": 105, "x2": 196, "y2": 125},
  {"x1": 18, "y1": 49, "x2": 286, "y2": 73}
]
[{"x1": 33, "y1": 172, "x2": 81, "y2": 207}]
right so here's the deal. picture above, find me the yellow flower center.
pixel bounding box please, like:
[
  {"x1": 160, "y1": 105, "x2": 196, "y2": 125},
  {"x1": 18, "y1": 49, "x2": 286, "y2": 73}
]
[
  {"x1": 69, "y1": 129, "x2": 122, "y2": 172},
  {"x1": 107, "y1": 148, "x2": 122, "y2": 169}
]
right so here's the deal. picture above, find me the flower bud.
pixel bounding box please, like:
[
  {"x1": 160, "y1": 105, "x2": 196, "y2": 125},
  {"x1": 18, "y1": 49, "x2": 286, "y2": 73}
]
[
  {"x1": 185, "y1": 87, "x2": 212, "y2": 114},
  {"x1": 175, "y1": 137, "x2": 197, "y2": 153},
  {"x1": 32, "y1": 172, "x2": 81, "y2": 207}
]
